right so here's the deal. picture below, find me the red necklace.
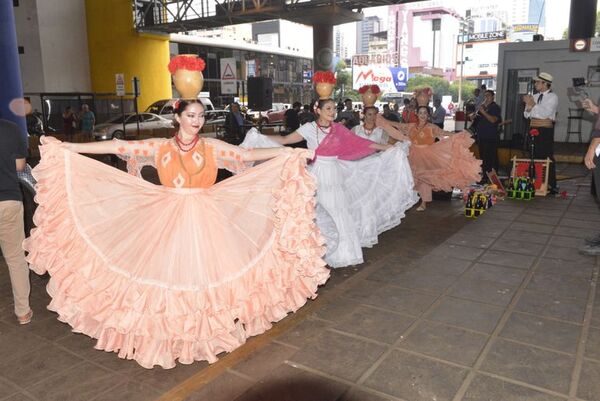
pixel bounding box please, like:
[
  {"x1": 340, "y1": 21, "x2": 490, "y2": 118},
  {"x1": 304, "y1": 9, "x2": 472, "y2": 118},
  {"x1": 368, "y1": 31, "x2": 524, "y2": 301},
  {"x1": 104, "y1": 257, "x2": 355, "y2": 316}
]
[
  {"x1": 316, "y1": 121, "x2": 331, "y2": 134},
  {"x1": 174, "y1": 132, "x2": 200, "y2": 152}
]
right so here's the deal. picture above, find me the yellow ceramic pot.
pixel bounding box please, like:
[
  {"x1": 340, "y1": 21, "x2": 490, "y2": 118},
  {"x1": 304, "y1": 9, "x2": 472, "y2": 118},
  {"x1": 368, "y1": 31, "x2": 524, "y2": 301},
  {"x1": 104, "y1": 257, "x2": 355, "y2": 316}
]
[
  {"x1": 361, "y1": 90, "x2": 378, "y2": 107},
  {"x1": 173, "y1": 69, "x2": 204, "y2": 98},
  {"x1": 315, "y1": 83, "x2": 334, "y2": 99}
]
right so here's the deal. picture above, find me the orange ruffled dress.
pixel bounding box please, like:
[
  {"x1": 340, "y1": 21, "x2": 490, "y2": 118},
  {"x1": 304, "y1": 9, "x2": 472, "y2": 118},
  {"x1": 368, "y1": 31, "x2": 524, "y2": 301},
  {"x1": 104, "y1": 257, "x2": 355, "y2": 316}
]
[
  {"x1": 24, "y1": 137, "x2": 329, "y2": 369},
  {"x1": 407, "y1": 124, "x2": 481, "y2": 202}
]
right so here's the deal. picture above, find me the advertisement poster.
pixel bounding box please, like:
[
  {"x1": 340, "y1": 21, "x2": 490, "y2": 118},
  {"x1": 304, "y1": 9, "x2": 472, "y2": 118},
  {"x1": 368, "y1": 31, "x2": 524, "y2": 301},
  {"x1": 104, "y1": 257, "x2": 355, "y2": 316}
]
[{"x1": 352, "y1": 65, "x2": 408, "y2": 92}]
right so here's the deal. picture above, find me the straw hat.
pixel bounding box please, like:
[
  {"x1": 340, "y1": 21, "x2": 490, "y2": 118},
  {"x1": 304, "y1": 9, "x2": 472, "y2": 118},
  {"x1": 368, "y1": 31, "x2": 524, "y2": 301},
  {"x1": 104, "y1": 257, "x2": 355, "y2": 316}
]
[{"x1": 534, "y1": 72, "x2": 553, "y2": 84}]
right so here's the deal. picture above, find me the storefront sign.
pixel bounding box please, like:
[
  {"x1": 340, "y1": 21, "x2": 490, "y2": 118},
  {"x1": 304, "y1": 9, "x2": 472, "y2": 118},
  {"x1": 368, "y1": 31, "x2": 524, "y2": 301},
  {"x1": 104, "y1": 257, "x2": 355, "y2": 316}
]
[
  {"x1": 352, "y1": 53, "x2": 399, "y2": 67},
  {"x1": 464, "y1": 31, "x2": 506, "y2": 43},
  {"x1": 352, "y1": 65, "x2": 408, "y2": 92}
]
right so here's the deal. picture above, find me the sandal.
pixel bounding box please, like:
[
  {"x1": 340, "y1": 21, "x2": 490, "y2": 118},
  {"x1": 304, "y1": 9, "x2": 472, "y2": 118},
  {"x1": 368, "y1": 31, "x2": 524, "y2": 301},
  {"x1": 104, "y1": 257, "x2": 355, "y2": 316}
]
[
  {"x1": 17, "y1": 309, "x2": 33, "y2": 325},
  {"x1": 416, "y1": 204, "x2": 426, "y2": 212}
]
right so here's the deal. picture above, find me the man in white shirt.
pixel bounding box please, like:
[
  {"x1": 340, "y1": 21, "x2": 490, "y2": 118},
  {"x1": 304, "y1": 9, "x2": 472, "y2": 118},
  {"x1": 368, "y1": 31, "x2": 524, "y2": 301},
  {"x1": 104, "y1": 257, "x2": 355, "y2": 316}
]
[{"x1": 523, "y1": 72, "x2": 559, "y2": 194}]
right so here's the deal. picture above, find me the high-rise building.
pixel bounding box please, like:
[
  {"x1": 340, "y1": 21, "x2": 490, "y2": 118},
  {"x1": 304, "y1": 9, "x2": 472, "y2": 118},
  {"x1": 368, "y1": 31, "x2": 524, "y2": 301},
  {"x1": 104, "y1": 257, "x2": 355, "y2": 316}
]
[
  {"x1": 387, "y1": 3, "x2": 461, "y2": 73},
  {"x1": 356, "y1": 16, "x2": 382, "y2": 55},
  {"x1": 527, "y1": 0, "x2": 545, "y2": 27},
  {"x1": 334, "y1": 27, "x2": 348, "y2": 60}
]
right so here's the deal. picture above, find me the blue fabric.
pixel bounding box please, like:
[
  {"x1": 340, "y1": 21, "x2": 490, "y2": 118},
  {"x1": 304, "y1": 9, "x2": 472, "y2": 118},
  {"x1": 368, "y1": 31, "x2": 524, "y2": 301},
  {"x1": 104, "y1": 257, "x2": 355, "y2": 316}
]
[{"x1": 0, "y1": 2, "x2": 27, "y2": 144}]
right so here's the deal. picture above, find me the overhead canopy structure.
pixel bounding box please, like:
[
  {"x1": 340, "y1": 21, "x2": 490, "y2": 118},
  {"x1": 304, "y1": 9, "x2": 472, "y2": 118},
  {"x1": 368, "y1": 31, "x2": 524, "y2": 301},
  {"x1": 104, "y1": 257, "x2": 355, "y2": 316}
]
[{"x1": 133, "y1": 0, "x2": 421, "y2": 33}]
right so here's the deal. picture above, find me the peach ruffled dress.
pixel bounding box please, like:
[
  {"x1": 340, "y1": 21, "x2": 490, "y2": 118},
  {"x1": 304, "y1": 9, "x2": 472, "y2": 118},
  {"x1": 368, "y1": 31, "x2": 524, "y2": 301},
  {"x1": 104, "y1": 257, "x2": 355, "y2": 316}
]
[
  {"x1": 24, "y1": 136, "x2": 329, "y2": 369},
  {"x1": 407, "y1": 124, "x2": 481, "y2": 202}
]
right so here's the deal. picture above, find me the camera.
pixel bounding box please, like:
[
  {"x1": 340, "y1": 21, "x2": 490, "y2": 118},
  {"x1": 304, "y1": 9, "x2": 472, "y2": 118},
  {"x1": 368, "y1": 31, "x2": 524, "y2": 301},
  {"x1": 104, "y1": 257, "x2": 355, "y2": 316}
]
[{"x1": 572, "y1": 77, "x2": 588, "y2": 100}]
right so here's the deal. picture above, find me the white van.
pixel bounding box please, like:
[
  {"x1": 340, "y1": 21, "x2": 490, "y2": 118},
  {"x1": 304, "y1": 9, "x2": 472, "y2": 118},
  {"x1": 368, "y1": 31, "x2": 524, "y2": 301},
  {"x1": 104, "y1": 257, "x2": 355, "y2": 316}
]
[{"x1": 146, "y1": 93, "x2": 215, "y2": 120}]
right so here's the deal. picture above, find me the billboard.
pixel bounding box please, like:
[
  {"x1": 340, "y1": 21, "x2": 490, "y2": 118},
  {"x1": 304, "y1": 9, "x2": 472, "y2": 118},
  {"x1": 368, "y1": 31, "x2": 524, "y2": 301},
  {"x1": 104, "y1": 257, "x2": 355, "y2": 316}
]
[
  {"x1": 352, "y1": 66, "x2": 408, "y2": 92},
  {"x1": 509, "y1": 24, "x2": 538, "y2": 42}
]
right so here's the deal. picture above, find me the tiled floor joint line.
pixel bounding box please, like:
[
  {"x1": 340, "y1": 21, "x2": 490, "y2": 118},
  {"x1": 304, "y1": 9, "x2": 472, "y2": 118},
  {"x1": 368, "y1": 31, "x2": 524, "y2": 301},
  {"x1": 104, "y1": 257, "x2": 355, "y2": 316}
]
[
  {"x1": 452, "y1": 196, "x2": 574, "y2": 401},
  {"x1": 567, "y1": 260, "x2": 599, "y2": 401}
]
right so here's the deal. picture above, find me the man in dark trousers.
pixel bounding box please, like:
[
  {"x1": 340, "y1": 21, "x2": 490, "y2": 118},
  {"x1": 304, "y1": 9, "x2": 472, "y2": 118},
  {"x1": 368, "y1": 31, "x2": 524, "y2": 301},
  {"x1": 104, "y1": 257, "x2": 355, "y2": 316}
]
[
  {"x1": 0, "y1": 118, "x2": 32, "y2": 324},
  {"x1": 224, "y1": 102, "x2": 246, "y2": 144},
  {"x1": 523, "y1": 72, "x2": 559, "y2": 194},
  {"x1": 284, "y1": 102, "x2": 301, "y2": 133},
  {"x1": 579, "y1": 98, "x2": 600, "y2": 255},
  {"x1": 473, "y1": 90, "x2": 502, "y2": 181}
]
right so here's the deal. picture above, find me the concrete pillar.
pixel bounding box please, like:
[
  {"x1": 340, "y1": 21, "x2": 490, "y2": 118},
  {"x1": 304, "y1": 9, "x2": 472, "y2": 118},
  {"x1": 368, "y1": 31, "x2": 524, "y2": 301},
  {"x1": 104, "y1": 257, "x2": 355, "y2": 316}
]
[
  {"x1": 0, "y1": 1, "x2": 27, "y2": 142},
  {"x1": 569, "y1": 0, "x2": 598, "y2": 39},
  {"x1": 313, "y1": 24, "x2": 334, "y2": 71}
]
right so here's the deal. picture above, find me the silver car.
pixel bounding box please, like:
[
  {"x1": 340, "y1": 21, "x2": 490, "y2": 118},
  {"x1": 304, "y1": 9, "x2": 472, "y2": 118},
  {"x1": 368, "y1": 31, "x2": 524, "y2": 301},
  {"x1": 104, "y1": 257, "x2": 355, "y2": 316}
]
[{"x1": 93, "y1": 112, "x2": 174, "y2": 140}]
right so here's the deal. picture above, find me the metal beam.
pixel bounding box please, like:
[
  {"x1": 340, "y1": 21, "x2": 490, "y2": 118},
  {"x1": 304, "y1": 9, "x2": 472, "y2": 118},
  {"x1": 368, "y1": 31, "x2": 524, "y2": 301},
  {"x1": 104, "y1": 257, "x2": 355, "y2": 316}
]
[{"x1": 133, "y1": 0, "x2": 424, "y2": 33}]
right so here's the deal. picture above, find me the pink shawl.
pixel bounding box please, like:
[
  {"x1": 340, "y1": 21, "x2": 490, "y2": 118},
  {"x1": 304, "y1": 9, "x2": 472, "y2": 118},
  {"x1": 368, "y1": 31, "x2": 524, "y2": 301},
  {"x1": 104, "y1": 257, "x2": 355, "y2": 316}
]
[{"x1": 315, "y1": 122, "x2": 377, "y2": 161}]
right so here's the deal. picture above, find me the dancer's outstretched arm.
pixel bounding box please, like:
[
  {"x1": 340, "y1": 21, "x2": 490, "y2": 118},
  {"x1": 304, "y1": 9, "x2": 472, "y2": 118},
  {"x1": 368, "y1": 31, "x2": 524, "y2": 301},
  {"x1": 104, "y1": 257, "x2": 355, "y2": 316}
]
[
  {"x1": 208, "y1": 138, "x2": 312, "y2": 163},
  {"x1": 369, "y1": 143, "x2": 393, "y2": 151},
  {"x1": 375, "y1": 115, "x2": 410, "y2": 142},
  {"x1": 265, "y1": 131, "x2": 305, "y2": 145},
  {"x1": 56, "y1": 137, "x2": 159, "y2": 158}
]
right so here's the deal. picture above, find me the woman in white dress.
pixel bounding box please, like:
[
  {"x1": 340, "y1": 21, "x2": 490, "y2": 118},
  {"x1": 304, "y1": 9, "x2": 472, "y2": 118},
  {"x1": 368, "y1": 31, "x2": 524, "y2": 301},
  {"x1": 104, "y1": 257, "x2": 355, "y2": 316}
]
[
  {"x1": 242, "y1": 99, "x2": 419, "y2": 268},
  {"x1": 352, "y1": 106, "x2": 389, "y2": 144}
]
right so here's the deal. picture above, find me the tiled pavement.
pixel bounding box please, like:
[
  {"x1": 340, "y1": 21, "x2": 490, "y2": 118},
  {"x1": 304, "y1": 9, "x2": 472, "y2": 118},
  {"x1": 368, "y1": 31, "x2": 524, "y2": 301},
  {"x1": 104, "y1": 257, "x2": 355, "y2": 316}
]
[{"x1": 0, "y1": 163, "x2": 599, "y2": 401}]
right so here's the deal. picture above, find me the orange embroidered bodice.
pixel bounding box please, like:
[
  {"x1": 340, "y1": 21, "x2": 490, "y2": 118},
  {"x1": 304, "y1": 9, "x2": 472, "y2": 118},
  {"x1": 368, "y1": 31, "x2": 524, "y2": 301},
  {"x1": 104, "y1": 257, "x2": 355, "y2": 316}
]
[
  {"x1": 155, "y1": 139, "x2": 217, "y2": 188},
  {"x1": 408, "y1": 123, "x2": 438, "y2": 146}
]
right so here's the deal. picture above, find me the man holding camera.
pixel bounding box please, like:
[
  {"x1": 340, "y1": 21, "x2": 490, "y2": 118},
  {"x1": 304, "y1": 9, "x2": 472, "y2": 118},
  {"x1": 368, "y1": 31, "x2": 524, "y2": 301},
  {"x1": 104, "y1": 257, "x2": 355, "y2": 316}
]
[
  {"x1": 523, "y1": 72, "x2": 559, "y2": 194},
  {"x1": 578, "y1": 98, "x2": 600, "y2": 255}
]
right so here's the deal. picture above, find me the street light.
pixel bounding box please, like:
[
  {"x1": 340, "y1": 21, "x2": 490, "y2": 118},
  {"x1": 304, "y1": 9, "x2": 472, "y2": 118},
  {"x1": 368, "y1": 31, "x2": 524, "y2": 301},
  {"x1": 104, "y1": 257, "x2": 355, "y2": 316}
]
[{"x1": 457, "y1": 18, "x2": 469, "y2": 108}]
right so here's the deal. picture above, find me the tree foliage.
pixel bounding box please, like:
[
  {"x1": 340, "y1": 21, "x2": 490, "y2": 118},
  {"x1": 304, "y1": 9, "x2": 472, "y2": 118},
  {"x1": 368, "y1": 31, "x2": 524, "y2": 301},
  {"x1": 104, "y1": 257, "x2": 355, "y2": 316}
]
[
  {"x1": 334, "y1": 60, "x2": 359, "y2": 101},
  {"x1": 405, "y1": 75, "x2": 476, "y2": 102}
]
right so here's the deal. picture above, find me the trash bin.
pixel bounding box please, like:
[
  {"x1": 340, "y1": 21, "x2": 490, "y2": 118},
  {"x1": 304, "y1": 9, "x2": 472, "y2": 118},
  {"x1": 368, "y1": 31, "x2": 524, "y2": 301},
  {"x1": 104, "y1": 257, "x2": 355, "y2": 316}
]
[{"x1": 454, "y1": 111, "x2": 466, "y2": 132}]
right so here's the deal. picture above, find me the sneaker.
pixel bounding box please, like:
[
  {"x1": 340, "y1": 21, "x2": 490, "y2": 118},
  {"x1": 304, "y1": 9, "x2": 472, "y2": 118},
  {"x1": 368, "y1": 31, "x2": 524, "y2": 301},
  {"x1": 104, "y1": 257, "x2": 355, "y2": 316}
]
[
  {"x1": 578, "y1": 244, "x2": 600, "y2": 256},
  {"x1": 585, "y1": 233, "x2": 600, "y2": 246}
]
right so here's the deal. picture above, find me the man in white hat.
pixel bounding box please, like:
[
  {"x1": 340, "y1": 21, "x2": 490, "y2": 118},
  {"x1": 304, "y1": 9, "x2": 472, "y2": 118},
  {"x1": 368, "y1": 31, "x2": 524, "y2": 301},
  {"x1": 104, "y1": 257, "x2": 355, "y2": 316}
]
[{"x1": 523, "y1": 72, "x2": 559, "y2": 194}]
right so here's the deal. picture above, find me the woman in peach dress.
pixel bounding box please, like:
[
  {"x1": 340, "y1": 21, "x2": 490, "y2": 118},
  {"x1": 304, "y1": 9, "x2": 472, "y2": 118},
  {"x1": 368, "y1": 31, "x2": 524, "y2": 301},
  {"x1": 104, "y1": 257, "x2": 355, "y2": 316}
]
[
  {"x1": 378, "y1": 106, "x2": 481, "y2": 211},
  {"x1": 23, "y1": 100, "x2": 329, "y2": 369}
]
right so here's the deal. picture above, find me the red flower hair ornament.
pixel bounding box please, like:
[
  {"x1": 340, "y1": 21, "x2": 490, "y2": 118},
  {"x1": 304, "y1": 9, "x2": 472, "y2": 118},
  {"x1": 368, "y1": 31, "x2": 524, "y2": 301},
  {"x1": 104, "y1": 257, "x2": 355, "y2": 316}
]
[
  {"x1": 313, "y1": 70, "x2": 336, "y2": 84},
  {"x1": 529, "y1": 128, "x2": 540, "y2": 137},
  {"x1": 168, "y1": 55, "x2": 206, "y2": 74},
  {"x1": 358, "y1": 84, "x2": 381, "y2": 94}
]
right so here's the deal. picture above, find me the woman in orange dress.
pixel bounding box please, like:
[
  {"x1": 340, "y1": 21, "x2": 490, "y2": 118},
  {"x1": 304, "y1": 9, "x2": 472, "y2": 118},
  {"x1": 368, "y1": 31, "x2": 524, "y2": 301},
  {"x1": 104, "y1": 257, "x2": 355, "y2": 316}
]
[
  {"x1": 24, "y1": 100, "x2": 329, "y2": 369},
  {"x1": 378, "y1": 106, "x2": 481, "y2": 211}
]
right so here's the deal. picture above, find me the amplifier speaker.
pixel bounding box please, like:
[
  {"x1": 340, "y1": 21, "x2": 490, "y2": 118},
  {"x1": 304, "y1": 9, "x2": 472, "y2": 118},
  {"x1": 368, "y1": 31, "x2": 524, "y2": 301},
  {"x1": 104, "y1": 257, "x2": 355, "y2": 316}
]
[{"x1": 247, "y1": 77, "x2": 273, "y2": 111}]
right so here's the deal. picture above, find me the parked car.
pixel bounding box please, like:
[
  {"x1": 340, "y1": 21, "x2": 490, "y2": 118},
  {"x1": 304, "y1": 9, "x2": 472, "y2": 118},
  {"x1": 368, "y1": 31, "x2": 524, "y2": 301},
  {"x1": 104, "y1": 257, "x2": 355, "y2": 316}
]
[
  {"x1": 146, "y1": 96, "x2": 215, "y2": 121},
  {"x1": 201, "y1": 109, "x2": 228, "y2": 134},
  {"x1": 93, "y1": 112, "x2": 174, "y2": 140},
  {"x1": 247, "y1": 103, "x2": 291, "y2": 124}
]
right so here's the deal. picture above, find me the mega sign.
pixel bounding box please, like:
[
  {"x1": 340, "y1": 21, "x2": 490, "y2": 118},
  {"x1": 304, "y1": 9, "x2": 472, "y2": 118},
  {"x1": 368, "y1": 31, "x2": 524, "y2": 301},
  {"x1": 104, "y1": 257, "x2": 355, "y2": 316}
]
[{"x1": 352, "y1": 66, "x2": 408, "y2": 91}]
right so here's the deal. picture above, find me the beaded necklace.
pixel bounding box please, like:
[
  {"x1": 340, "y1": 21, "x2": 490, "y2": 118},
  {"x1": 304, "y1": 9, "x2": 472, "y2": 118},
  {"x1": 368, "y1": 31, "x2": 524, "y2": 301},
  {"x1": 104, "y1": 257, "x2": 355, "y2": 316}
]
[
  {"x1": 315, "y1": 120, "x2": 332, "y2": 144},
  {"x1": 174, "y1": 132, "x2": 200, "y2": 152}
]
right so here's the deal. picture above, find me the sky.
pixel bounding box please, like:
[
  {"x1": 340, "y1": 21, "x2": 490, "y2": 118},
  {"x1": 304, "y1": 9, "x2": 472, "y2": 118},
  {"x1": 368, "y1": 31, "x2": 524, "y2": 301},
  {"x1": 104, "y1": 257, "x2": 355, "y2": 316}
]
[{"x1": 336, "y1": 0, "x2": 573, "y2": 56}]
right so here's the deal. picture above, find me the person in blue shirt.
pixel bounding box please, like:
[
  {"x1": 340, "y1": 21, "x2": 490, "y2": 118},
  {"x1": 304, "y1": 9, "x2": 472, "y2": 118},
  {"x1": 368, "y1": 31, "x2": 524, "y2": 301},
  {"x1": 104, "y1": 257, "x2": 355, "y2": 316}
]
[
  {"x1": 473, "y1": 90, "x2": 502, "y2": 182},
  {"x1": 79, "y1": 104, "x2": 95, "y2": 139}
]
